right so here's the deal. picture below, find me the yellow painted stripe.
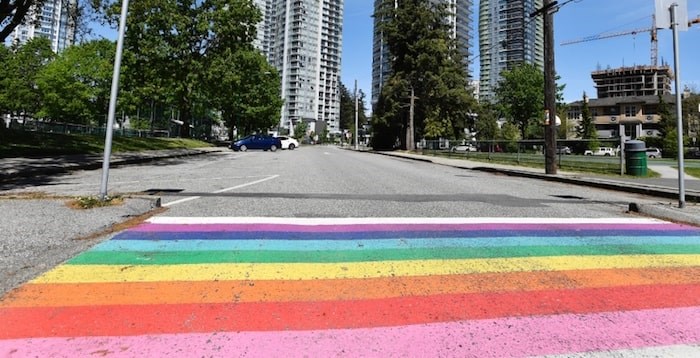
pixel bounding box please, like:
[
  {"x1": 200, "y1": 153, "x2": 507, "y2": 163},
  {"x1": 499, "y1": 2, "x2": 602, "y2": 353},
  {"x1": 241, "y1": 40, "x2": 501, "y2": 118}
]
[{"x1": 31, "y1": 255, "x2": 700, "y2": 284}]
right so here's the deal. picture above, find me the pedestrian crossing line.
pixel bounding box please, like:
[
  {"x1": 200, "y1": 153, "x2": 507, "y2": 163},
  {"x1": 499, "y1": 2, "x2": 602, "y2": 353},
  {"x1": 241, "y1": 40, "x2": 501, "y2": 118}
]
[
  {"x1": 2, "y1": 284, "x2": 699, "y2": 339},
  {"x1": 2, "y1": 217, "x2": 700, "y2": 357},
  {"x1": 3, "y1": 267, "x2": 700, "y2": 308}
]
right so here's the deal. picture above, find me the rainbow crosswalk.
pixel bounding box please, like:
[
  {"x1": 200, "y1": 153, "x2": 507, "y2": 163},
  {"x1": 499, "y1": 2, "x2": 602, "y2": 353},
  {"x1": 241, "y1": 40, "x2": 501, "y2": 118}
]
[{"x1": 1, "y1": 217, "x2": 699, "y2": 356}]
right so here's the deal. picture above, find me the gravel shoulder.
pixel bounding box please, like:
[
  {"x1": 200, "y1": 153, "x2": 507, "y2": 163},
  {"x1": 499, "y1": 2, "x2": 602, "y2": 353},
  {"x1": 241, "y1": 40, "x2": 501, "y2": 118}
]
[{"x1": 0, "y1": 196, "x2": 160, "y2": 296}]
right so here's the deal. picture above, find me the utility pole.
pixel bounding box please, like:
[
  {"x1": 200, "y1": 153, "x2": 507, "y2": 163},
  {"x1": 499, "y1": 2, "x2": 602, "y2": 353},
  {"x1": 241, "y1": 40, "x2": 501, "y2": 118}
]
[
  {"x1": 543, "y1": 0, "x2": 558, "y2": 174},
  {"x1": 407, "y1": 86, "x2": 416, "y2": 151},
  {"x1": 354, "y1": 79, "x2": 359, "y2": 150}
]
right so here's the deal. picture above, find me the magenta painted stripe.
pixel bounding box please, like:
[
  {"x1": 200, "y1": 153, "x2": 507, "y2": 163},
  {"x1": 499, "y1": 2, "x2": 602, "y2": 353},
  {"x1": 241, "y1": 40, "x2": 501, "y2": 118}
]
[
  {"x1": 2, "y1": 307, "x2": 698, "y2": 357},
  {"x1": 130, "y1": 222, "x2": 695, "y2": 233}
]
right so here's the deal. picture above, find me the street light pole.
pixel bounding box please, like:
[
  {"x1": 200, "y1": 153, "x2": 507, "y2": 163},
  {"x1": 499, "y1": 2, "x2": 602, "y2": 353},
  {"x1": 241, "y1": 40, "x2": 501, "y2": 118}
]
[{"x1": 99, "y1": 0, "x2": 129, "y2": 200}]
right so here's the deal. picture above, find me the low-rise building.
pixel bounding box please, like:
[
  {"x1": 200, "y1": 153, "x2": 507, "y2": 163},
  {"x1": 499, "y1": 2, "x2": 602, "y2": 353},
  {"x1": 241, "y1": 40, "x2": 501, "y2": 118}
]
[{"x1": 567, "y1": 94, "x2": 675, "y2": 140}]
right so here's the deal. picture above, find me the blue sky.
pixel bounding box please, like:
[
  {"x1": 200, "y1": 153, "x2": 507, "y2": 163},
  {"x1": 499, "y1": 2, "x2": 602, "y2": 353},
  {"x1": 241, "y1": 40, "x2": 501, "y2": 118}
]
[{"x1": 342, "y1": 0, "x2": 700, "y2": 105}]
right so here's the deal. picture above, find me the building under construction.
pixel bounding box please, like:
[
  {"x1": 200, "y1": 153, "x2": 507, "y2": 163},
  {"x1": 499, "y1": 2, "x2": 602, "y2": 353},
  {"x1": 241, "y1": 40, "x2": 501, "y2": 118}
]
[{"x1": 591, "y1": 65, "x2": 673, "y2": 99}]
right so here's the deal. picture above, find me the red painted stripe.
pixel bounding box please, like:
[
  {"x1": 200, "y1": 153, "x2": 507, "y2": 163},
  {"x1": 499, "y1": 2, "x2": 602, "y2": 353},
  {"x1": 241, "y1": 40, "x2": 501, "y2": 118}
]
[{"x1": 1, "y1": 284, "x2": 698, "y2": 339}]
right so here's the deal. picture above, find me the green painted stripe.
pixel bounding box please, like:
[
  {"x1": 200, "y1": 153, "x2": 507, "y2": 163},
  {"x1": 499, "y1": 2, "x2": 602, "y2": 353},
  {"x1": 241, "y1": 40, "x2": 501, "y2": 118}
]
[{"x1": 67, "y1": 244, "x2": 700, "y2": 265}]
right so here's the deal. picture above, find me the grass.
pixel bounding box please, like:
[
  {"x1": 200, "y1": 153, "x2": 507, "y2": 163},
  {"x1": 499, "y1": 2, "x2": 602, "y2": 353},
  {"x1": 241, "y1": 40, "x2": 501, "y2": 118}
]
[
  {"x1": 686, "y1": 167, "x2": 700, "y2": 178},
  {"x1": 425, "y1": 150, "x2": 661, "y2": 178},
  {"x1": 0, "y1": 129, "x2": 212, "y2": 158}
]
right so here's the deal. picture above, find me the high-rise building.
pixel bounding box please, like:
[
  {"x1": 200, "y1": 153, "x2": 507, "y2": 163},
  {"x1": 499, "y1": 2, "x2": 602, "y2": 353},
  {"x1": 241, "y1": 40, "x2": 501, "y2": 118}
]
[
  {"x1": 371, "y1": 0, "x2": 474, "y2": 108},
  {"x1": 9, "y1": 0, "x2": 77, "y2": 53},
  {"x1": 255, "y1": 0, "x2": 344, "y2": 134},
  {"x1": 478, "y1": 0, "x2": 543, "y2": 102}
]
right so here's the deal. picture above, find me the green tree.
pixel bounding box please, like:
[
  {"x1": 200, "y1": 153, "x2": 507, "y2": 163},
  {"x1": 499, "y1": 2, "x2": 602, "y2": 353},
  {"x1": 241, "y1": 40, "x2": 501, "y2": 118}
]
[
  {"x1": 208, "y1": 48, "x2": 282, "y2": 139},
  {"x1": 0, "y1": 37, "x2": 53, "y2": 125},
  {"x1": 682, "y1": 91, "x2": 700, "y2": 147},
  {"x1": 293, "y1": 120, "x2": 308, "y2": 141},
  {"x1": 656, "y1": 94, "x2": 681, "y2": 157},
  {"x1": 372, "y1": 0, "x2": 477, "y2": 149},
  {"x1": 494, "y1": 63, "x2": 544, "y2": 140},
  {"x1": 97, "y1": 0, "x2": 262, "y2": 138},
  {"x1": 499, "y1": 122, "x2": 520, "y2": 152},
  {"x1": 36, "y1": 39, "x2": 115, "y2": 125},
  {"x1": 339, "y1": 82, "x2": 369, "y2": 131},
  {"x1": 473, "y1": 103, "x2": 499, "y2": 141},
  {"x1": 576, "y1": 92, "x2": 598, "y2": 149}
]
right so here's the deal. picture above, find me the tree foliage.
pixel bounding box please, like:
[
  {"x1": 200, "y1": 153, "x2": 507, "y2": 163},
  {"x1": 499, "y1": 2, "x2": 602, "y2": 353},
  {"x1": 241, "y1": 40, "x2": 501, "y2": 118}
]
[
  {"x1": 208, "y1": 48, "x2": 282, "y2": 139},
  {"x1": 339, "y1": 82, "x2": 368, "y2": 131},
  {"x1": 96, "y1": 0, "x2": 272, "y2": 138},
  {"x1": 495, "y1": 63, "x2": 544, "y2": 140},
  {"x1": 0, "y1": 37, "x2": 53, "y2": 123},
  {"x1": 36, "y1": 39, "x2": 114, "y2": 124},
  {"x1": 1, "y1": 0, "x2": 42, "y2": 42},
  {"x1": 371, "y1": 0, "x2": 477, "y2": 150},
  {"x1": 576, "y1": 92, "x2": 598, "y2": 150}
]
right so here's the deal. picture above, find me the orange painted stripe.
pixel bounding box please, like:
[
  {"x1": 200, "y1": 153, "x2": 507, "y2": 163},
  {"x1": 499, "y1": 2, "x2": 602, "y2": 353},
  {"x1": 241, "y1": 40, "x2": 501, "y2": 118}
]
[
  {"x1": 4, "y1": 267, "x2": 699, "y2": 308},
  {"x1": 2, "y1": 284, "x2": 699, "y2": 339}
]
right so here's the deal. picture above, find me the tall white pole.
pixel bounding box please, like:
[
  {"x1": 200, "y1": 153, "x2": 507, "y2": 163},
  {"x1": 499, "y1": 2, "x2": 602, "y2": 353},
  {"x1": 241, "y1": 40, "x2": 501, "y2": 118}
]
[
  {"x1": 354, "y1": 79, "x2": 359, "y2": 150},
  {"x1": 670, "y1": 3, "x2": 686, "y2": 208},
  {"x1": 99, "y1": 0, "x2": 129, "y2": 200}
]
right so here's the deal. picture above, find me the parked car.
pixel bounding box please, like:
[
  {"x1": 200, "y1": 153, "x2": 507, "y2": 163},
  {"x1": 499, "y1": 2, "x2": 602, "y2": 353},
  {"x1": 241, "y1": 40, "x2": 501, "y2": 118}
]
[
  {"x1": 276, "y1": 136, "x2": 299, "y2": 150},
  {"x1": 451, "y1": 143, "x2": 477, "y2": 152},
  {"x1": 646, "y1": 147, "x2": 662, "y2": 159},
  {"x1": 230, "y1": 134, "x2": 282, "y2": 152},
  {"x1": 584, "y1": 147, "x2": 616, "y2": 156},
  {"x1": 556, "y1": 146, "x2": 572, "y2": 155},
  {"x1": 687, "y1": 148, "x2": 700, "y2": 159}
]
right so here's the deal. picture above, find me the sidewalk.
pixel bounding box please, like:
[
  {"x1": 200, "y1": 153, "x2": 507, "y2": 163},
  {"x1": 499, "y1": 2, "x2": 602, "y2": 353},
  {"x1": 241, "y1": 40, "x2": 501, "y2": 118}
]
[
  {"x1": 371, "y1": 150, "x2": 700, "y2": 226},
  {"x1": 0, "y1": 147, "x2": 224, "y2": 182}
]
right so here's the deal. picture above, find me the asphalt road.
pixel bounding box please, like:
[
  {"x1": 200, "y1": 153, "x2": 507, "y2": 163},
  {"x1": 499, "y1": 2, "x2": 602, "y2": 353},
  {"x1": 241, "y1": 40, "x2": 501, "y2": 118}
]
[{"x1": 5, "y1": 145, "x2": 664, "y2": 218}]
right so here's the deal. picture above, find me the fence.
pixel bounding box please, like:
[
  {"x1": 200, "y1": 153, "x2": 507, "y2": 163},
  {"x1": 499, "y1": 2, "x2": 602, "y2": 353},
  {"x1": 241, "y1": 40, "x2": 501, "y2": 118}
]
[
  {"x1": 418, "y1": 138, "x2": 627, "y2": 175},
  {"x1": 7, "y1": 119, "x2": 170, "y2": 138}
]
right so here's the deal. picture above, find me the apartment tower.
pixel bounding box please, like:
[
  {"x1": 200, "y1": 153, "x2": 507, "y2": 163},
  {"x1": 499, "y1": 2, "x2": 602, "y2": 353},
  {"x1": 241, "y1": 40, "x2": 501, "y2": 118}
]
[
  {"x1": 478, "y1": 0, "x2": 544, "y2": 101},
  {"x1": 255, "y1": 0, "x2": 344, "y2": 134},
  {"x1": 371, "y1": 0, "x2": 474, "y2": 107},
  {"x1": 10, "y1": 0, "x2": 77, "y2": 53}
]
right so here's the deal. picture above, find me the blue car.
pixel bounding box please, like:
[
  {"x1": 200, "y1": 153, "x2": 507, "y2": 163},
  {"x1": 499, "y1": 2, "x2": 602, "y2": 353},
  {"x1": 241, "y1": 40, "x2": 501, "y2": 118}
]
[{"x1": 230, "y1": 134, "x2": 282, "y2": 152}]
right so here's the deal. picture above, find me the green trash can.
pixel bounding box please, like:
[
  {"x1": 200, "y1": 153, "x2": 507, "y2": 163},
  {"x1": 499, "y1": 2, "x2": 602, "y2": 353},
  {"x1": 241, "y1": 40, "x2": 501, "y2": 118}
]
[{"x1": 625, "y1": 140, "x2": 647, "y2": 176}]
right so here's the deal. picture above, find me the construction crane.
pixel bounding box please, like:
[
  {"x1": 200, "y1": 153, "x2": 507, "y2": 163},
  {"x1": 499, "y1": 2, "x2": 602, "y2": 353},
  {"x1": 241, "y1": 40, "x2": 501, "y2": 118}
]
[
  {"x1": 561, "y1": 15, "x2": 700, "y2": 67},
  {"x1": 560, "y1": 16, "x2": 659, "y2": 66}
]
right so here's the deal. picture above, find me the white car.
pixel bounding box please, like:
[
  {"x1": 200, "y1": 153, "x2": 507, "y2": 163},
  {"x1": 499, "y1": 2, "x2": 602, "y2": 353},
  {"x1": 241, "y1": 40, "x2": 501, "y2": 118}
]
[
  {"x1": 450, "y1": 143, "x2": 477, "y2": 152},
  {"x1": 646, "y1": 147, "x2": 662, "y2": 158},
  {"x1": 584, "y1": 147, "x2": 616, "y2": 156},
  {"x1": 276, "y1": 136, "x2": 299, "y2": 150}
]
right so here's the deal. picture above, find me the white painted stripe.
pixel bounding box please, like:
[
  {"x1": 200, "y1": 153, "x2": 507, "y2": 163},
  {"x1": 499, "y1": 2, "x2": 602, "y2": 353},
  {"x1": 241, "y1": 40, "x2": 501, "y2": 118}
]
[
  {"x1": 540, "y1": 344, "x2": 700, "y2": 358},
  {"x1": 162, "y1": 175, "x2": 279, "y2": 207},
  {"x1": 146, "y1": 216, "x2": 668, "y2": 225}
]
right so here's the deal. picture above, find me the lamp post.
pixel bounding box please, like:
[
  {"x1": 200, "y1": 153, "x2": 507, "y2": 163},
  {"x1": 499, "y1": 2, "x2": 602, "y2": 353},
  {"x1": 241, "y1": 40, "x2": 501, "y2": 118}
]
[{"x1": 99, "y1": 0, "x2": 129, "y2": 200}]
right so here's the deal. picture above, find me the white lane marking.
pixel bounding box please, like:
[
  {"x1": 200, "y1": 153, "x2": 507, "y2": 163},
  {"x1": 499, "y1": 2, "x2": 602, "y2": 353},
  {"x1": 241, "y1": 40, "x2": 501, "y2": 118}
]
[
  {"x1": 147, "y1": 216, "x2": 668, "y2": 225},
  {"x1": 162, "y1": 174, "x2": 280, "y2": 207}
]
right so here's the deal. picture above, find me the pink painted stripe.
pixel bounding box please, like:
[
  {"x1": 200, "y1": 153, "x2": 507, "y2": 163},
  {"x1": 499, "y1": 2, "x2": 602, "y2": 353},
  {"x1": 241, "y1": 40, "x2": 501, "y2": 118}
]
[
  {"x1": 130, "y1": 222, "x2": 695, "y2": 233},
  {"x1": 2, "y1": 307, "x2": 698, "y2": 357}
]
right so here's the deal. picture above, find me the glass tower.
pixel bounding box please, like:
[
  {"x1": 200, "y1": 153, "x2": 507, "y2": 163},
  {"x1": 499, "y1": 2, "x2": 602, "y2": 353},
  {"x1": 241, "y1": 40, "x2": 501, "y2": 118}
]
[
  {"x1": 255, "y1": 0, "x2": 344, "y2": 134},
  {"x1": 478, "y1": 0, "x2": 544, "y2": 102},
  {"x1": 10, "y1": 0, "x2": 77, "y2": 53}
]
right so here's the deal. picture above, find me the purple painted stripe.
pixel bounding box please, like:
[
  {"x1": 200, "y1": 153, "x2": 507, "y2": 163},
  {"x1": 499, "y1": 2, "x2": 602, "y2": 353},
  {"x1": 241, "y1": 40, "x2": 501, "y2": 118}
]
[
  {"x1": 2, "y1": 307, "x2": 698, "y2": 357},
  {"x1": 130, "y1": 222, "x2": 697, "y2": 233}
]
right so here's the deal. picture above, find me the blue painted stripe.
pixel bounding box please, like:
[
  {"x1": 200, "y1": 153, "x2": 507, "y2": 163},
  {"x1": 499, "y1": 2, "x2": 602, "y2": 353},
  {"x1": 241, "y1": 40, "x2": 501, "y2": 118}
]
[
  {"x1": 111, "y1": 230, "x2": 700, "y2": 241},
  {"x1": 94, "y1": 236, "x2": 700, "y2": 252}
]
